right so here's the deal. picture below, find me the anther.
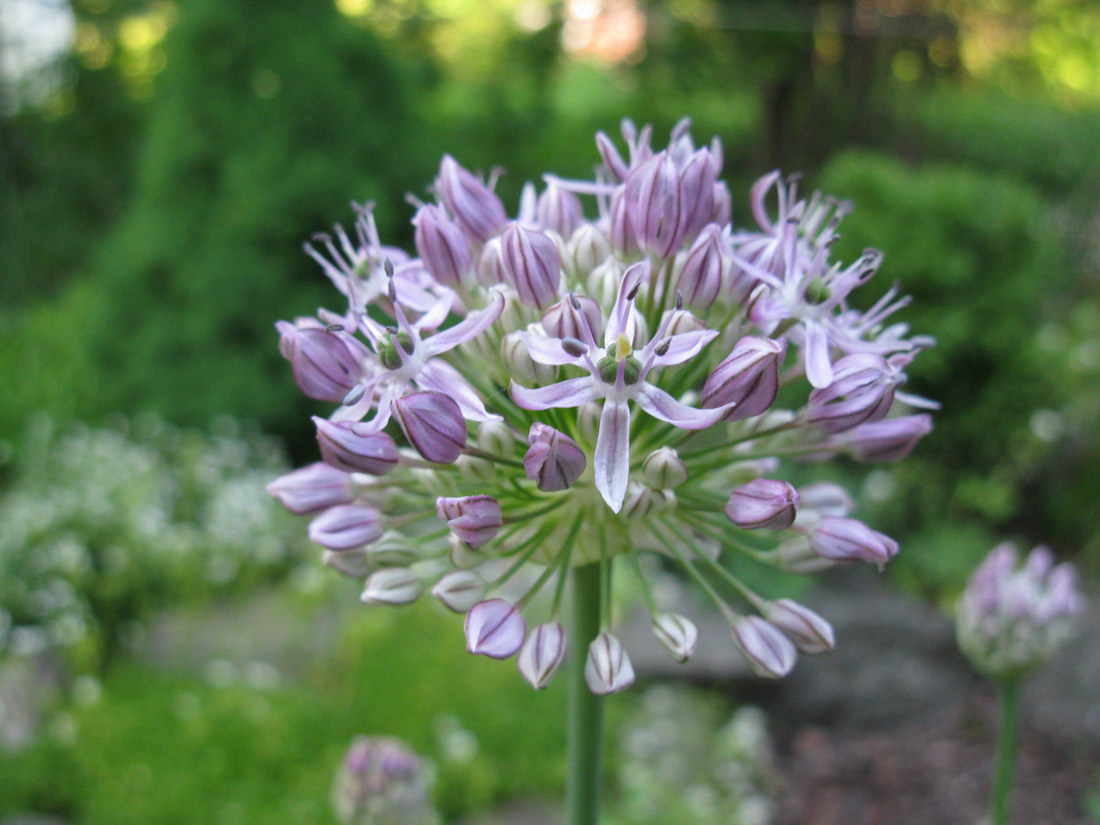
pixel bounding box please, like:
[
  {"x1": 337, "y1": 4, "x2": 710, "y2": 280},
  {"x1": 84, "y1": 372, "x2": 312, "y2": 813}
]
[{"x1": 561, "y1": 337, "x2": 588, "y2": 358}]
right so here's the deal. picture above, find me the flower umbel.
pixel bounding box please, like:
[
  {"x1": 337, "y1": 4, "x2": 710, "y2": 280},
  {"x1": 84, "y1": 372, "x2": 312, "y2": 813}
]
[{"x1": 271, "y1": 119, "x2": 935, "y2": 690}]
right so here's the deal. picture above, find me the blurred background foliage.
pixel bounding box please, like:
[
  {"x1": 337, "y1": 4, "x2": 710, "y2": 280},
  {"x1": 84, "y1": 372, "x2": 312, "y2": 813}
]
[{"x1": 2, "y1": 0, "x2": 1100, "y2": 820}]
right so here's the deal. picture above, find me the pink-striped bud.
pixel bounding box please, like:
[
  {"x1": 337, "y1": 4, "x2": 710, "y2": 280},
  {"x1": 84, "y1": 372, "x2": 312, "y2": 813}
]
[
  {"x1": 762, "y1": 599, "x2": 835, "y2": 654},
  {"x1": 702, "y1": 336, "x2": 786, "y2": 421},
  {"x1": 810, "y1": 516, "x2": 898, "y2": 565},
  {"x1": 435, "y1": 155, "x2": 506, "y2": 243},
  {"x1": 518, "y1": 622, "x2": 567, "y2": 689},
  {"x1": 678, "y1": 148, "x2": 719, "y2": 242},
  {"x1": 725, "y1": 479, "x2": 799, "y2": 530},
  {"x1": 436, "y1": 495, "x2": 503, "y2": 550},
  {"x1": 641, "y1": 447, "x2": 688, "y2": 489},
  {"x1": 393, "y1": 391, "x2": 467, "y2": 464},
  {"x1": 536, "y1": 180, "x2": 583, "y2": 237},
  {"x1": 730, "y1": 615, "x2": 797, "y2": 678},
  {"x1": 651, "y1": 612, "x2": 698, "y2": 663},
  {"x1": 431, "y1": 569, "x2": 486, "y2": 613},
  {"x1": 313, "y1": 416, "x2": 399, "y2": 475},
  {"x1": 712, "y1": 180, "x2": 732, "y2": 227},
  {"x1": 808, "y1": 354, "x2": 899, "y2": 434},
  {"x1": 608, "y1": 188, "x2": 638, "y2": 256},
  {"x1": 413, "y1": 204, "x2": 472, "y2": 287},
  {"x1": 843, "y1": 414, "x2": 933, "y2": 462},
  {"x1": 675, "y1": 224, "x2": 728, "y2": 310},
  {"x1": 625, "y1": 152, "x2": 686, "y2": 258},
  {"x1": 276, "y1": 321, "x2": 364, "y2": 403},
  {"x1": 501, "y1": 222, "x2": 562, "y2": 310},
  {"x1": 585, "y1": 632, "x2": 635, "y2": 694},
  {"x1": 541, "y1": 294, "x2": 603, "y2": 343},
  {"x1": 566, "y1": 223, "x2": 613, "y2": 278},
  {"x1": 465, "y1": 599, "x2": 526, "y2": 659},
  {"x1": 361, "y1": 567, "x2": 423, "y2": 605},
  {"x1": 308, "y1": 504, "x2": 383, "y2": 551},
  {"x1": 267, "y1": 462, "x2": 352, "y2": 514},
  {"x1": 797, "y1": 482, "x2": 855, "y2": 517},
  {"x1": 523, "y1": 423, "x2": 586, "y2": 492}
]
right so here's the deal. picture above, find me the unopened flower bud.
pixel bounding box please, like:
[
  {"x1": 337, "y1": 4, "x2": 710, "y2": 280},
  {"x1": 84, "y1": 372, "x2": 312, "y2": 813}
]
[
  {"x1": 810, "y1": 516, "x2": 898, "y2": 565},
  {"x1": 393, "y1": 392, "x2": 467, "y2": 464},
  {"x1": 651, "y1": 612, "x2": 698, "y2": 663},
  {"x1": 775, "y1": 536, "x2": 835, "y2": 574},
  {"x1": 277, "y1": 321, "x2": 365, "y2": 403},
  {"x1": 524, "y1": 423, "x2": 586, "y2": 492},
  {"x1": 477, "y1": 420, "x2": 515, "y2": 457},
  {"x1": 448, "y1": 534, "x2": 486, "y2": 569},
  {"x1": 726, "y1": 479, "x2": 799, "y2": 530},
  {"x1": 518, "y1": 622, "x2": 566, "y2": 689},
  {"x1": 843, "y1": 414, "x2": 933, "y2": 462},
  {"x1": 362, "y1": 567, "x2": 423, "y2": 605},
  {"x1": 623, "y1": 484, "x2": 675, "y2": 521},
  {"x1": 465, "y1": 599, "x2": 526, "y2": 659},
  {"x1": 436, "y1": 155, "x2": 506, "y2": 243},
  {"x1": 267, "y1": 462, "x2": 353, "y2": 514},
  {"x1": 608, "y1": 188, "x2": 638, "y2": 256},
  {"x1": 712, "y1": 180, "x2": 732, "y2": 227},
  {"x1": 436, "y1": 495, "x2": 503, "y2": 550},
  {"x1": 322, "y1": 548, "x2": 372, "y2": 579},
  {"x1": 797, "y1": 482, "x2": 855, "y2": 517},
  {"x1": 566, "y1": 223, "x2": 612, "y2": 278},
  {"x1": 413, "y1": 204, "x2": 472, "y2": 287},
  {"x1": 678, "y1": 149, "x2": 719, "y2": 242},
  {"x1": 808, "y1": 354, "x2": 898, "y2": 434},
  {"x1": 501, "y1": 222, "x2": 562, "y2": 310},
  {"x1": 576, "y1": 401, "x2": 601, "y2": 444},
  {"x1": 641, "y1": 447, "x2": 687, "y2": 489},
  {"x1": 309, "y1": 504, "x2": 384, "y2": 551},
  {"x1": 502, "y1": 332, "x2": 557, "y2": 385},
  {"x1": 762, "y1": 599, "x2": 835, "y2": 653},
  {"x1": 625, "y1": 152, "x2": 686, "y2": 258},
  {"x1": 586, "y1": 260, "x2": 623, "y2": 308},
  {"x1": 431, "y1": 569, "x2": 486, "y2": 613},
  {"x1": 368, "y1": 531, "x2": 422, "y2": 566},
  {"x1": 702, "y1": 336, "x2": 786, "y2": 421},
  {"x1": 585, "y1": 632, "x2": 636, "y2": 694},
  {"x1": 456, "y1": 454, "x2": 495, "y2": 484},
  {"x1": 542, "y1": 294, "x2": 602, "y2": 342},
  {"x1": 674, "y1": 225, "x2": 728, "y2": 310},
  {"x1": 476, "y1": 236, "x2": 507, "y2": 287},
  {"x1": 730, "y1": 615, "x2": 797, "y2": 678},
  {"x1": 314, "y1": 417, "x2": 400, "y2": 475},
  {"x1": 537, "y1": 180, "x2": 583, "y2": 237}
]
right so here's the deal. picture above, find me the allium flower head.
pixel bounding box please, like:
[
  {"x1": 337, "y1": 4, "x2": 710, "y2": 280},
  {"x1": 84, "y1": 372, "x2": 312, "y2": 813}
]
[
  {"x1": 272, "y1": 119, "x2": 935, "y2": 691},
  {"x1": 957, "y1": 542, "x2": 1084, "y2": 679},
  {"x1": 332, "y1": 736, "x2": 438, "y2": 825}
]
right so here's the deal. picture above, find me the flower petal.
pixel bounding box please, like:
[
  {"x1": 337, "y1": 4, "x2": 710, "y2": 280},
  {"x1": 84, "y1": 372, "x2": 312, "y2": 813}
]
[
  {"x1": 604, "y1": 261, "x2": 649, "y2": 346},
  {"x1": 650, "y1": 328, "x2": 718, "y2": 368},
  {"x1": 520, "y1": 331, "x2": 586, "y2": 366},
  {"x1": 509, "y1": 376, "x2": 596, "y2": 411},
  {"x1": 417, "y1": 360, "x2": 501, "y2": 423},
  {"x1": 804, "y1": 321, "x2": 834, "y2": 389},
  {"x1": 636, "y1": 384, "x2": 728, "y2": 430},
  {"x1": 423, "y1": 288, "x2": 505, "y2": 356},
  {"x1": 594, "y1": 400, "x2": 631, "y2": 512}
]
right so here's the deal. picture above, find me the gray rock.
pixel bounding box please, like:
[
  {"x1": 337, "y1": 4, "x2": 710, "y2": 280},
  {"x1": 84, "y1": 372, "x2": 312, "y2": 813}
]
[
  {"x1": 0, "y1": 657, "x2": 62, "y2": 752},
  {"x1": 1027, "y1": 599, "x2": 1100, "y2": 745}
]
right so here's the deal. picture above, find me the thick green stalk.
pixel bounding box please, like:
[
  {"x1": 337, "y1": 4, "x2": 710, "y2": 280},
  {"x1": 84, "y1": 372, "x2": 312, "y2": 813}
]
[
  {"x1": 990, "y1": 677, "x2": 1022, "y2": 825},
  {"x1": 567, "y1": 562, "x2": 604, "y2": 825}
]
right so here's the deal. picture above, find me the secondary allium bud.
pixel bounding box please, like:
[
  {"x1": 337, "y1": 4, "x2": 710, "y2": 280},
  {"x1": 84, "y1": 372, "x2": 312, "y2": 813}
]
[
  {"x1": 675, "y1": 224, "x2": 727, "y2": 310},
  {"x1": 314, "y1": 417, "x2": 400, "y2": 475},
  {"x1": 797, "y1": 482, "x2": 855, "y2": 517},
  {"x1": 393, "y1": 392, "x2": 467, "y2": 464},
  {"x1": 524, "y1": 423, "x2": 586, "y2": 492},
  {"x1": 323, "y1": 547, "x2": 372, "y2": 578},
  {"x1": 431, "y1": 569, "x2": 486, "y2": 613},
  {"x1": 436, "y1": 495, "x2": 503, "y2": 550},
  {"x1": 843, "y1": 414, "x2": 933, "y2": 462},
  {"x1": 362, "y1": 567, "x2": 423, "y2": 606},
  {"x1": 309, "y1": 504, "x2": 384, "y2": 551},
  {"x1": 651, "y1": 612, "x2": 698, "y2": 663},
  {"x1": 413, "y1": 204, "x2": 472, "y2": 287},
  {"x1": 537, "y1": 180, "x2": 583, "y2": 238},
  {"x1": 776, "y1": 536, "x2": 835, "y2": 574},
  {"x1": 808, "y1": 354, "x2": 898, "y2": 434},
  {"x1": 542, "y1": 294, "x2": 603, "y2": 342},
  {"x1": 333, "y1": 736, "x2": 435, "y2": 825},
  {"x1": 641, "y1": 447, "x2": 688, "y2": 489},
  {"x1": 502, "y1": 332, "x2": 557, "y2": 385},
  {"x1": 731, "y1": 615, "x2": 797, "y2": 678},
  {"x1": 436, "y1": 155, "x2": 506, "y2": 243},
  {"x1": 576, "y1": 401, "x2": 601, "y2": 445},
  {"x1": 608, "y1": 188, "x2": 638, "y2": 256},
  {"x1": 726, "y1": 479, "x2": 799, "y2": 530},
  {"x1": 625, "y1": 152, "x2": 686, "y2": 258},
  {"x1": 277, "y1": 321, "x2": 364, "y2": 403},
  {"x1": 465, "y1": 599, "x2": 526, "y2": 659},
  {"x1": 762, "y1": 599, "x2": 835, "y2": 654},
  {"x1": 267, "y1": 462, "x2": 353, "y2": 514},
  {"x1": 518, "y1": 622, "x2": 567, "y2": 689},
  {"x1": 477, "y1": 420, "x2": 515, "y2": 457},
  {"x1": 678, "y1": 149, "x2": 719, "y2": 243},
  {"x1": 702, "y1": 336, "x2": 786, "y2": 421},
  {"x1": 810, "y1": 516, "x2": 898, "y2": 565},
  {"x1": 712, "y1": 180, "x2": 732, "y2": 227},
  {"x1": 501, "y1": 222, "x2": 562, "y2": 310},
  {"x1": 623, "y1": 485, "x2": 674, "y2": 521},
  {"x1": 565, "y1": 223, "x2": 612, "y2": 278},
  {"x1": 585, "y1": 632, "x2": 636, "y2": 695}
]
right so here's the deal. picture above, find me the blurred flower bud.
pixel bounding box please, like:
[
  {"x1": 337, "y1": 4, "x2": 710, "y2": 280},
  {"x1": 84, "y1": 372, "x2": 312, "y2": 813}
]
[
  {"x1": 625, "y1": 152, "x2": 686, "y2": 258},
  {"x1": 537, "y1": 180, "x2": 583, "y2": 237},
  {"x1": 725, "y1": 479, "x2": 799, "y2": 530},
  {"x1": 796, "y1": 482, "x2": 855, "y2": 517},
  {"x1": 566, "y1": 223, "x2": 612, "y2": 278},
  {"x1": 808, "y1": 354, "x2": 898, "y2": 434},
  {"x1": 502, "y1": 332, "x2": 557, "y2": 385},
  {"x1": 413, "y1": 204, "x2": 472, "y2": 287},
  {"x1": 712, "y1": 180, "x2": 732, "y2": 227},
  {"x1": 641, "y1": 447, "x2": 688, "y2": 489},
  {"x1": 477, "y1": 420, "x2": 515, "y2": 457},
  {"x1": 842, "y1": 414, "x2": 933, "y2": 462},
  {"x1": 678, "y1": 149, "x2": 719, "y2": 242},
  {"x1": 586, "y1": 260, "x2": 623, "y2": 308},
  {"x1": 675, "y1": 225, "x2": 727, "y2": 310},
  {"x1": 456, "y1": 454, "x2": 495, "y2": 484},
  {"x1": 277, "y1": 321, "x2": 365, "y2": 403},
  {"x1": 465, "y1": 599, "x2": 526, "y2": 659},
  {"x1": 333, "y1": 736, "x2": 436, "y2": 825},
  {"x1": 476, "y1": 237, "x2": 507, "y2": 287},
  {"x1": 309, "y1": 505, "x2": 384, "y2": 551},
  {"x1": 810, "y1": 516, "x2": 898, "y2": 565},
  {"x1": 775, "y1": 536, "x2": 835, "y2": 574},
  {"x1": 622, "y1": 484, "x2": 675, "y2": 521},
  {"x1": 393, "y1": 392, "x2": 467, "y2": 464},
  {"x1": 542, "y1": 294, "x2": 603, "y2": 343},
  {"x1": 585, "y1": 632, "x2": 636, "y2": 694},
  {"x1": 436, "y1": 495, "x2": 503, "y2": 550},
  {"x1": 431, "y1": 569, "x2": 486, "y2": 613},
  {"x1": 518, "y1": 622, "x2": 567, "y2": 689},
  {"x1": 267, "y1": 462, "x2": 353, "y2": 514},
  {"x1": 436, "y1": 155, "x2": 506, "y2": 243},
  {"x1": 651, "y1": 613, "x2": 698, "y2": 663},
  {"x1": 501, "y1": 222, "x2": 562, "y2": 310},
  {"x1": 730, "y1": 615, "x2": 797, "y2": 678},
  {"x1": 362, "y1": 568, "x2": 423, "y2": 606},
  {"x1": 314, "y1": 417, "x2": 400, "y2": 475},
  {"x1": 576, "y1": 401, "x2": 602, "y2": 445},
  {"x1": 762, "y1": 599, "x2": 835, "y2": 654},
  {"x1": 608, "y1": 188, "x2": 638, "y2": 256},
  {"x1": 524, "y1": 423, "x2": 586, "y2": 492},
  {"x1": 702, "y1": 336, "x2": 786, "y2": 421}
]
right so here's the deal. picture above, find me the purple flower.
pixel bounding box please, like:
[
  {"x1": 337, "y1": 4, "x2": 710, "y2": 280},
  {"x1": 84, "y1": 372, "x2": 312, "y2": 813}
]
[
  {"x1": 314, "y1": 417, "x2": 400, "y2": 475},
  {"x1": 726, "y1": 479, "x2": 799, "y2": 530},
  {"x1": 308, "y1": 504, "x2": 384, "y2": 551},
  {"x1": 465, "y1": 599, "x2": 526, "y2": 659},
  {"x1": 841, "y1": 413, "x2": 933, "y2": 462},
  {"x1": 276, "y1": 320, "x2": 366, "y2": 403},
  {"x1": 413, "y1": 204, "x2": 473, "y2": 287},
  {"x1": 267, "y1": 462, "x2": 353, "y2": 514},
  {"x1": 435, "y1": 155, "x2": 507, "y2": 243},
  {"x1": 675, "y1": 224, "x2": 728, "y2": 310},
  {"x1": 518, "y1": 622, "x2": 567, "y2": 689},
  {"x1": 807, "y1": 353, "x2": 903, "y2": 434},
  {"x1": 500, "y1": 222, "x2": 562, "y2": 309},
  {"x1": 536, "y1": 180, "x2": 584, "y2": 238},
  {"x1": 762, "y1": 599, "x2": 835, "y2": 653},
  {"x1": 731, "y1": 615, "x2": 797, "y2": 678},
  {"x1": 809, "y1": 516, "x2": 898, "y2": 565},
  {"x1": 523, "y1": 423, "x2": 586, "y2": 492},
  {"x1": 393, "y1": 392, "x2": 467, "y2": 464},
  {"x1": 702, "y1": 336, "x2": 786, "y2": 421},
  {"x1": 436, "y1": 495, "x2": 503, "y2": 550}
]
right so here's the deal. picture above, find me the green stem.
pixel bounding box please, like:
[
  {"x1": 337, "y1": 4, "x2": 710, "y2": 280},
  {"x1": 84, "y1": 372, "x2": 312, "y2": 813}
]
[
  {"x1": 567, "y1": 562, "x2": 604, "y2": 825},
  {"x1": 990, "y1": 677, "x2": 1022, "y2": 825}
]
